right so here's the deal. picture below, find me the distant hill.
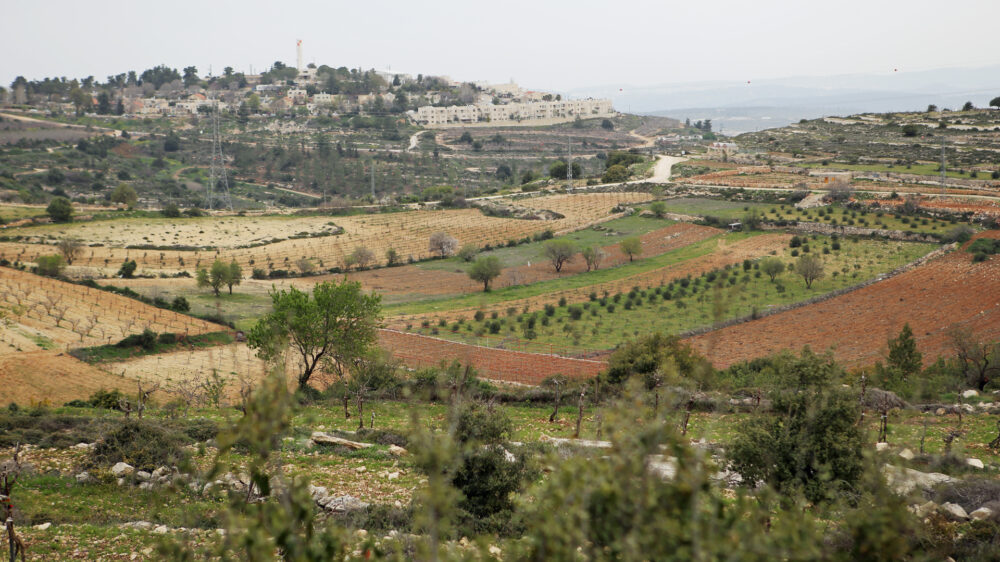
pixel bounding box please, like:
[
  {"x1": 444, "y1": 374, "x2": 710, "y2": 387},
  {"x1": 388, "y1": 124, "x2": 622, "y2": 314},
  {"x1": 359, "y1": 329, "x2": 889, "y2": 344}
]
[{"x1": 569, "y1": 65, "x2": 1000, "y2": 134}]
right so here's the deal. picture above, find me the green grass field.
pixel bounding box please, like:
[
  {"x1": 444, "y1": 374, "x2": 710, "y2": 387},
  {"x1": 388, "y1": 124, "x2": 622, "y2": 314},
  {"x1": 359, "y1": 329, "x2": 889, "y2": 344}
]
[
  {"x1": 386, "y1": 232, "x2": 744, "y2": 316},
  {"x1": 417, "y1": 214, "x2": 676, "y2": 273},
  {"x1": 412, "y1": 236, "x2": 935, "y2": 350},
  {"x1": 799, "y1": 161, "x2": 987, "y2": 179},
  {"x1": 657, "y1": 197, "x2": 961, "y2": 235}
]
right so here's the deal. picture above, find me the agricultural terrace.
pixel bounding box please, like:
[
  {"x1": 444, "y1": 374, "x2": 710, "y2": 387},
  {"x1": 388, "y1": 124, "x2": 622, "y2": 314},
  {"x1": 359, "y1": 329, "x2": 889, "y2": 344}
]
[
  {"x1": 687, "y1": 232, "x2": 1000, "y2": 369},
  {"x1": 0, "y1": 351, "x2": 132, "y2": 405},
  {"x1": 655, "y1": 197, "x2": 965, "y2": 235},
  {"x1": 0, "y1": 266, "x2": 219, "y2": 354},
  {"x1": 0, "y1": 192, "x2": 652, "y2": 274},
  {"x1": 402, "y1": 234, "x2": 936, "y2": 352},
  {"x1": 385, "y1": 232, "x2": 790, "y2": 324}
]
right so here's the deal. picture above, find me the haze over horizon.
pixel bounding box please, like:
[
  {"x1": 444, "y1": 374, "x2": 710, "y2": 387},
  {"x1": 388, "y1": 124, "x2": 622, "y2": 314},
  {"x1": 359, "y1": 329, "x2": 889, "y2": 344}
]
[{"x1": 3, "y1": 0, "x2": 999, "y2": 96}]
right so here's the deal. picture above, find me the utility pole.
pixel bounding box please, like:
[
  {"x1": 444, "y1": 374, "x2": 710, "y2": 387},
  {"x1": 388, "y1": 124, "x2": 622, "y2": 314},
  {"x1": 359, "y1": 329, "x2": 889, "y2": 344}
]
[
  {"x1": 566, "y1": 136, "x2": 573, "y2": 189},
  {"x1": 940, "y1": 136, "x2": 946, "y2": 196},
  {"x1": 370, "y1": 159, "x2": 376, "y2": 201}
]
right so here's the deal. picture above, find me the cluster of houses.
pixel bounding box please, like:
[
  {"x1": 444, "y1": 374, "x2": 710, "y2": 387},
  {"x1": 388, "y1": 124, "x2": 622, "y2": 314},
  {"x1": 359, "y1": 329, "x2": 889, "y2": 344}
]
[{"x1": 27, "y1": 65, "x2": 614, "y2": 126}]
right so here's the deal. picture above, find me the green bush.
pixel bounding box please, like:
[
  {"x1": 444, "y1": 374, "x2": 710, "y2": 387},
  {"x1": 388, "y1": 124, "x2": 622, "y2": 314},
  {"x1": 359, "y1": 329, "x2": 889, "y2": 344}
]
[
  {"x1": 117, "y1": 328, "x2": 158, "y2": 350},
  {"x1": 90, "y1": 420, "x2": 187, "y2": 471},
  {"x1": 89, "y1": 388, "x2": 127, "y2": 409}
]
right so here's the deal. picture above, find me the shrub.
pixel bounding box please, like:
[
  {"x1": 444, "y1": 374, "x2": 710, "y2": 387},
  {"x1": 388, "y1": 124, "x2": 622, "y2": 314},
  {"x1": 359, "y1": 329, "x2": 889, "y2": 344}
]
[
  {"x1": 117, "y1": 328, "x2": 158, "y2": 350},
  {"x1": 35, "y1": 254, "x2": 65, "y2": 277},
  {"x1": 89, "y1": 389, "x2": 127, "y2": 410},
  {"x1": 170, "y1": 296, "x2": 190, "y2": 312},
  {"x1": 90, "y1": 421, "x2": 186, "y2": 471}
]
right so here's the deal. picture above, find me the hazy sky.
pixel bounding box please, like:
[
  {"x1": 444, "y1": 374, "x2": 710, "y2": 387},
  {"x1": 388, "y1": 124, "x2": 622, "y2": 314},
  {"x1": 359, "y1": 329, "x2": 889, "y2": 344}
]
[{"x1": 3, "y1": 0, "x2": 998, "y2": 93}]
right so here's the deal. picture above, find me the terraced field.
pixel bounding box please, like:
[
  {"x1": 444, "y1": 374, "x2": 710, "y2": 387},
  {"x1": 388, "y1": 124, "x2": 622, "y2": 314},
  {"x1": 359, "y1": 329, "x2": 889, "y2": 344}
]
[
  {"x1": 687, "y1": 232, "x2": 1000, "y2": 368},
  {"x1": 0, "y1": 192, "x2": 652, "y2": 275}
]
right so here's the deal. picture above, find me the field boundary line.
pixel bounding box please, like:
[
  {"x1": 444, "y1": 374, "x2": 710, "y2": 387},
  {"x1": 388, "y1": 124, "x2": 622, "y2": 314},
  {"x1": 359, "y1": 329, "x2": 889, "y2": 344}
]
[{"x1": 679, "y1": 242, "x2": 957, "y2": 339}]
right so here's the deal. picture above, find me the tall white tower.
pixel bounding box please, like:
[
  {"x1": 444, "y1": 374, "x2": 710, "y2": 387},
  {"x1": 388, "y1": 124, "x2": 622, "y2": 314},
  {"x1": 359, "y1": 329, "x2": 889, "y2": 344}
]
[{"x1": 296, "y1": 39, "x2": 303, "y2": 72}]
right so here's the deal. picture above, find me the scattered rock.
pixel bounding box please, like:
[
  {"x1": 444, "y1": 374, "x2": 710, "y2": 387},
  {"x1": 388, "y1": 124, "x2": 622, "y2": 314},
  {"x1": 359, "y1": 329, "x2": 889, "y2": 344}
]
[
  {"x1": 71, "y1": 442, "x2": 94, "y2": 450},
  {"x1": 882, "y1": 465, "x2": 956, "y2": 495},
  {"x1": 117, "y1": 478, "x2": 126, "y2": 487},
  {"x1": 320, "y1": 495, "x2": 369, "y2": 513},
  {"x1": 966, "y1": 458, "x2": 985, "y2": 469},
  {"x1": 935, "y1": 408, "x2": 947, "y2": 416},
  {"x1": 898, "y1": 448, "x2": 915, "y2": 461},
  {"x1": 355, "y1": 466, "x2": 367, "y2": 474},
  {"x1": 75, "y1": 471, "x2": 92, "y2": 484},
  {"x1": 111, "y1": 462, "x2": 134, "y2": 477},
  {"x1": 136, "y1": 471, "x2": 152, "y2": 482},
  {"x1": 152, "y1": 467, "x2": 171, "y2": 480},
  {"x1": 912, "y1": 501, "x2": 938, "y2": 518},
  {"x1": 33, "y1": 522, "x2": 51, "y2": 531},
  {"x1": 875, "y1": 442, "x2": 890, "y2": 451},
  {"x1": 121, "y1": 521, "x2": 153, "y2": 530},
  {"x1": 153, "y1": 524, "x2": 169, "y2": 534},
  {"x1": 387, "y1": 471, "x2": 400, "y2": 481},
  {"x1": 355, "y1": 529, "x2": 368, "y2": 539},
  {"x1": 962, "y1": 389, "x2": 979, "y2": 398},
  {"x1": 138, "y1": 482, "x2": 154, "y2": 490},
  {"x1": 388, "y1": 445, "x2": 408, "y2": 456},
  {"x1": 970, "y1": 507, "x2": 994, "y2": 520},
  {"x1": 941, "y1": 502, "x2": 969, "y2": 521},
  {"x1": 961, "y1": 404, "x2": 975, "y2": 414},
  {"x1": 489, "y1": 545, "x2": 502, "y2": 557}
]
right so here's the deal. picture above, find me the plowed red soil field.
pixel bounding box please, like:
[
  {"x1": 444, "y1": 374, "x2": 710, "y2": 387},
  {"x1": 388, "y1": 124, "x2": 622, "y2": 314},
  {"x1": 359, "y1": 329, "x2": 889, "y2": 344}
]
[
  {"x1": 687, "y1": 232, "x2": 1000, "y2": 369},
  {"x1": 378, "y1": 329, "x2": 605, "y2": 385}
]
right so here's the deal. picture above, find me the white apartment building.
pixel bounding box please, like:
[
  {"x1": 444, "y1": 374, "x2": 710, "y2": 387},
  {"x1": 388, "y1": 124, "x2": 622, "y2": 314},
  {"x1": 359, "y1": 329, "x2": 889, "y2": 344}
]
[{"x1": 410, "y1": 98, "x2": 613, "y2": 126}]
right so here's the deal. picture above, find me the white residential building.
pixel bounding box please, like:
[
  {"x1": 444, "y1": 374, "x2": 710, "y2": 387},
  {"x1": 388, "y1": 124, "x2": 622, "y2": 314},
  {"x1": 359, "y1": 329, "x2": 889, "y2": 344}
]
[{"x1": 409, "y1": 98, "x2": 613, "y2": 126}]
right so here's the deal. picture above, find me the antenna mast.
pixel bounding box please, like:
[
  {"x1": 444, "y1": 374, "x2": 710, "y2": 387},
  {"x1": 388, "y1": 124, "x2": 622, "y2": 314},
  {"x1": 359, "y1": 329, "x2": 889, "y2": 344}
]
[{"x1": 206, "y1": 102, "x2": 233, "y2": 211}]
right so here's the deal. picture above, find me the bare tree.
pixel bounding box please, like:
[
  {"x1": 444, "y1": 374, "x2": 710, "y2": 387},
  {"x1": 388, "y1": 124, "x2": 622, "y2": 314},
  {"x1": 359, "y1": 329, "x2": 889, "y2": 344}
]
[
  {"x1": 582, "y1": 246, "x2": 605, "y2": 271},
  {"x1": 1, "y1": 443, "x2": 26, "y2": 562},
  {"x1": 348, "y1": 247, "x2": 375, "y2": 270},
  {"x1": 428, "y1": 232, "x2": 459, "y2": 258},
  {"x1": 543, "y1": 375, "x2": 568, "y2": 422},
  {"x1": 57, "y1": 236, "x2": 84, "y2": 265},
  {"x1": 949, "y1": 325, "x2": 1000, "y2": 391}
]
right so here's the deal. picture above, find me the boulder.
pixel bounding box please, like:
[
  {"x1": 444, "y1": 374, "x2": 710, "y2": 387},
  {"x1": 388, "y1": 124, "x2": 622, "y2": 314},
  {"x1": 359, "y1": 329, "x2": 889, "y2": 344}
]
[
  {"x1": 898, "y1": 448, "x2": 915, "y2": 461},
  {"x1": 153, "y1": 524, "x2": 169, "y2": 534},
  {"x1": 940, "y1": 502, "x2": 969, "y2": 521},
  {"x1": 935, "y1": 408, "x2": 948, "y2": 416},
  {"x1": 320, "y1": 495, "x2": 369, "y2": 513},
  {"x1": 966, "y1": 458, "x2": 985, "y2": 469},
  {"x1": 388, "y1": 445, "x2": 408, "y2": 456},
  {"x1": 882, "y1": 465, "x2": 956, "y2": 495},
  {"x1": 970, "y1": 507, "x2": 994, "y2": 521},
  {"x1": 311, "y1": 432, "x2": 373, "y2": 449},
  {"x1": 111, "y1": 462, "x2": 134, "y2": 477},
  {"x1": 136, "y1": 471, "x2": 152, "y2": 482},
  {"x1": 75, "y1": 471, "x2": 92, "y2": 484},
  {"x1": 139, "y1": 482, "x2": 154, "y2": 490},
  {"x1": 875, "y1": 442, "x2": 890, "y2": 451},
  {"x1": 962, "y1": 389, "x2": 979, "y2": 398},
  {"x1": 152, "y1": 467, "x2": 170, "y2": 480},
  {"x1": 33, "y1": 522, "x2": 51, "y2": 531},
  {"x1": 961, "y1": 404, "x2": 975, "y2": 414}
]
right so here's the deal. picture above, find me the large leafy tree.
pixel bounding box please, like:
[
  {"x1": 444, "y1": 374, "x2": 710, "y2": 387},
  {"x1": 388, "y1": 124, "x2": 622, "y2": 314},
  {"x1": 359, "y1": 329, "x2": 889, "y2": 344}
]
[
  {"x1": 196, "y1": 259, "x2": 231, "y2": 297},
  {"x1": 467, "y1": 256, "x2": 502, "y2": 291},
  {"x1": 542, "y1": 239, "x2": 576, "y2": 273},
  {"x1": 247, "y1": 280, "x2": 382, "y2": 391}
]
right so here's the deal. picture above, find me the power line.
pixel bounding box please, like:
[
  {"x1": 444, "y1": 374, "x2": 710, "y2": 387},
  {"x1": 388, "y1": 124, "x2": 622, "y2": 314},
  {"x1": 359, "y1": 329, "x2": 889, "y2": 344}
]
[{"x1": 205, "y1": 102, "x2": 233, "y2": 211}]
